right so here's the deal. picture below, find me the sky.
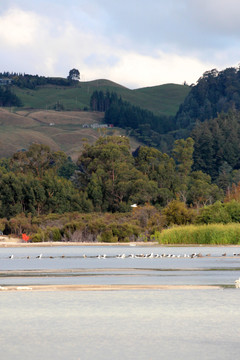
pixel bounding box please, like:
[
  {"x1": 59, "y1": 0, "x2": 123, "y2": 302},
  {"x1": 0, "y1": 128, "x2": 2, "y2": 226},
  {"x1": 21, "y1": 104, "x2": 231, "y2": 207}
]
[{"x1": 0, "y1": 0, "x2": 240, "y2": 89}]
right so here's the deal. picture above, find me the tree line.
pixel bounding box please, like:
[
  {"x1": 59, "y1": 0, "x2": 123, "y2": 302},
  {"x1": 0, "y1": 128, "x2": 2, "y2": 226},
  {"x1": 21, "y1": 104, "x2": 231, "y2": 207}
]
[
  {"x1": 0, "y1": 137, "x2": 224, "y2": 219},
  {"x1": 175, "y1": 66, "x2": 240, "y2": 129},
  {"x1": 1, "y1": 137, "x2": 240, "y2": 242},
  {"x1": 0, "y1": 86, "x2": 22, "y2": 107},
  {"x1": 0, "y1": 69, "x2": 80, "y2": 90},
  {"x1": 90, "y1": 90, "x2": 174, "y2": 149}
]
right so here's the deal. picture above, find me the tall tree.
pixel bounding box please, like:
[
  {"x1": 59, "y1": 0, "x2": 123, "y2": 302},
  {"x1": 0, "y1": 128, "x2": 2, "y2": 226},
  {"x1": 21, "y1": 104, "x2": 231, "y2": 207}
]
[
  {"x1": 10, "y1": 144, "x2": 67, "y2": 179},
  {"x1": 76, "y1": 136, "x2": 158, "y2": 211},
  {"x1": 68, "y1": 68, "x2": 80, "y2": 82},
  {"x1": 172, "y1": 137, "x2": 194, "y2": 202}
]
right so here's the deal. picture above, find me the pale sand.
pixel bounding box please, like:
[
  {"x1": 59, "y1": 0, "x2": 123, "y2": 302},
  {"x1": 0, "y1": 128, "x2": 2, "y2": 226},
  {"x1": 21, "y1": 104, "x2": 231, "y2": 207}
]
[
  {"x1": 0, "y1": 238, "x2": 239, "y2": 248},
  {"x1": 0, "y1": 237, "x2": 158, "y2": 247},
  {"x1": 0, "y1": 284, "x2": 222, "y2": 292}
]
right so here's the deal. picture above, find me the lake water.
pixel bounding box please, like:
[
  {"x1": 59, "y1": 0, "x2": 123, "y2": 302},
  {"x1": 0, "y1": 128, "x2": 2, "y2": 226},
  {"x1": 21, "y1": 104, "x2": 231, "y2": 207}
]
[
  {"x1": 0, "y1": 245, "x2": 240, "y2": 359},
  {"x1": 1, "y1": 245, "x2": 240, "y2": 286}
]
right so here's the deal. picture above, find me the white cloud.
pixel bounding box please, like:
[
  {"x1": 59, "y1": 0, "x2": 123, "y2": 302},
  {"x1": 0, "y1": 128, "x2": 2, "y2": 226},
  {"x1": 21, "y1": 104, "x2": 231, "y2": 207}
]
[
  {"x1": 0, "y1": 7, "x2": 42, "y2": 46},
  {"x1": 100, "y1": 51, "x2": 215, "y2": 88},
  {"x1": 0, "y1": 2, "x2": 239, "y2": 88}
]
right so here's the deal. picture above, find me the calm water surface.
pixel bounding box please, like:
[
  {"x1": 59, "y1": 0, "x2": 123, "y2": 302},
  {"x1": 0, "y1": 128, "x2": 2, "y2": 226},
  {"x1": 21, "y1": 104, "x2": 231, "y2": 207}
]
[
  {"x1": 0, "y1": 245, "x2": 240, "y2": 360},
  {"x1": 0, "y1": 245, "x2": 240, "y2": 286},
  {"x1": 0, "y1": 290, "x2": 239, "y2": 360}
]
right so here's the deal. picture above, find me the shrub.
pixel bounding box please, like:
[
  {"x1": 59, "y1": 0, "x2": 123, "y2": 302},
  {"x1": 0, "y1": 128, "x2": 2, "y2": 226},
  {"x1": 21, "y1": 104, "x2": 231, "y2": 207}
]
[
  {"x1": 48, "y1": 227, "x2": 62, "y2": 242},
  {"x1": 196, "y1": 201, "x2": 232, "y2": 224},
  {"x1": 98, "y1": 229, "x2": 118, "y2": 243},
  {"x1": 163, "y1": 200, "x2": 195, "y2": 225},
  {"x1": 31, "y1": 229, "x2": 46, "y2": 242}
]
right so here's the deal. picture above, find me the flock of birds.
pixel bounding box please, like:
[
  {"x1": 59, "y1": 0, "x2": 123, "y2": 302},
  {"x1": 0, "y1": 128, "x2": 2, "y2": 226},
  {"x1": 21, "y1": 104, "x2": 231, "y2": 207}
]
[
  {"x1": 3, "y1": 252, "x2": 240, "y2": 288},
  {"x1": 5, "y1": 251, "x2": 240, "y2": 260}
]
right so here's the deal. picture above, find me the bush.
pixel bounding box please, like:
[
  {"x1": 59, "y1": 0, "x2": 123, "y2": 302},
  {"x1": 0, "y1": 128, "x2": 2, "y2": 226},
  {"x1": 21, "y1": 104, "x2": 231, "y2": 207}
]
[
  {"x1": 163, "y1": 200, "x2": 195, "y2": 225},
  {"x1": 98, "y1": 229, "x2": 118, "y2": 243},
  {"x1": 196, "y1": 201, "x2": 231, "y2": 224},
  {"x1": 111, "y1": 223, "x2": 141, "y2": 242},
  {"x1": 31, "y1": 229, "x2": 46, "y2": 242},
  {"x1": 48, "y1": 227, "x2": 62, "y2": 242}
]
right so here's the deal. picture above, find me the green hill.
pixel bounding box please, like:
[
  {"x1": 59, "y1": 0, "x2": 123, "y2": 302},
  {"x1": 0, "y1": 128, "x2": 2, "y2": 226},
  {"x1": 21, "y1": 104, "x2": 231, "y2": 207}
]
[
  {"x1": 13, "y1": 79, "x2": 190, "y2": 117},
  {"x1": 0, "y1": 77, "x2": 190, "y2": 159}
]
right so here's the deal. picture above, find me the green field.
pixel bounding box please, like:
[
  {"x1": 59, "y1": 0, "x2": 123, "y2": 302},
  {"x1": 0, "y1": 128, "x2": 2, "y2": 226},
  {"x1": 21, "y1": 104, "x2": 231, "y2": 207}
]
[{"x1": 13, "y1": 79, "x2": 190, "y2": 117}]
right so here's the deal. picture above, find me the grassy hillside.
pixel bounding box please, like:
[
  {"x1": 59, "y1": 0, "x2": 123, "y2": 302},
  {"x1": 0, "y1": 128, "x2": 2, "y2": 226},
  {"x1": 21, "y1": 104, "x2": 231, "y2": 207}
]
[
  {"x1": 1, "y1": 78, "x2": 189, "y2": 159},
  {"x1": 0, "y1": 108, "x2": 143, "y2": 160},
  {"x1": 13, "y1": 79, "x2": 190, "y2": 117}
]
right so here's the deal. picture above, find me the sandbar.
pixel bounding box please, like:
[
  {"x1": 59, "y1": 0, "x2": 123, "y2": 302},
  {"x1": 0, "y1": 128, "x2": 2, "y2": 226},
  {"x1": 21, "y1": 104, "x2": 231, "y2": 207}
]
[{"x1": 0, "y1": 284, "x2": 223, "y2": 291}]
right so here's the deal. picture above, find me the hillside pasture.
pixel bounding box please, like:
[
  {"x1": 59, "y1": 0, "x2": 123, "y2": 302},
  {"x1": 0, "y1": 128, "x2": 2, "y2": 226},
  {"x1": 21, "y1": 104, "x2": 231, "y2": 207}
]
[
  {"x1": 13, "y1": 79, "x2": 190, "y2": 117},
  {"x1": 0, "y1": 108, "x2": 142, "y2": 160}
]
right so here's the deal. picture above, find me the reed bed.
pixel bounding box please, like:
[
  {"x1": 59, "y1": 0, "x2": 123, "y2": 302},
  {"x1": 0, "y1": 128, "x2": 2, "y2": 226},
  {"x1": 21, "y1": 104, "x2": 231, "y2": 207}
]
[{"x1": 156, "y1": 223, "x2": 240, "y2": 245}]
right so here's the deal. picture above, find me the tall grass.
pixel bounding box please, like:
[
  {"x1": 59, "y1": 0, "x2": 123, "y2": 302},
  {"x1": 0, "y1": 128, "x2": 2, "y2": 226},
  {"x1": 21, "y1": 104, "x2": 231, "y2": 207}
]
[{"x1": 154, "y1": 224, "x2": 240, "y2": 245}]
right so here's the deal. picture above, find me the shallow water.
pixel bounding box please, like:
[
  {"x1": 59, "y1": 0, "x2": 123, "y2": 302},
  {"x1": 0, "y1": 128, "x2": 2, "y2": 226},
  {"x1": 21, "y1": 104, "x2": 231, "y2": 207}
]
[
  {"x1": 0, "y1": 289, "x2": 239, "y2": 360},
  {"x1": 0, "y1": 245, "x2": 240, "y2": 286},
  {"x1": 1, "y1": 245, "x2": 240, "y2": 360}
]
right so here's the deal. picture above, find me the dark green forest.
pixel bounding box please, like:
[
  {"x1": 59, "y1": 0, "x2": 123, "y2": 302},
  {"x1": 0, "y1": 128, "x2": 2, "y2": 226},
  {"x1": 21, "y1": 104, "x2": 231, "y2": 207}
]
[
  {"x1": 0, "y1": 86, "x2": 22, "y2": 107},
  {"x1": 1, "y1": 137, "x2": 221, "y2": 218}
]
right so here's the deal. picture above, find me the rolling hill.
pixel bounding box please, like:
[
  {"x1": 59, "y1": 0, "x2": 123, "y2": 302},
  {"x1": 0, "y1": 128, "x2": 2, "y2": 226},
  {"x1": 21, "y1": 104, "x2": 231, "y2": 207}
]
[
  {"x1": 0, "y1": 108, "x2": 144, "y2": 160},
  {"x1": 12, "y1": 79, "x2": 190, "y2": 117},
  {"x1": 0, "y1": 78, "x2": 190, "y2": 159}
]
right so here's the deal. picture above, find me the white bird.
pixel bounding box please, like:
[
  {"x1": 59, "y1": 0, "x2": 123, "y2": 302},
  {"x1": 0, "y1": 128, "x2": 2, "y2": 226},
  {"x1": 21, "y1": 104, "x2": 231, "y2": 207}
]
[
  {"x1": 235, "y1": 278, "x2": 240, "y2": 288},
  {"x1": 9, "y1": 255, "x2": 14, "y2": 259},
  {"x1": 131, "y1": 204, "x2": 137, "y2": 208}
]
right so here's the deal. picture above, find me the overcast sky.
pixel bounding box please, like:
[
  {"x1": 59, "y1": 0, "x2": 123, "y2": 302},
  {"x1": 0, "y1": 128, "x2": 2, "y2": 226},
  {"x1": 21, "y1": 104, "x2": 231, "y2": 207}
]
[{"x1": 0, "y1": 0, "x2": 240, "y2": 88}]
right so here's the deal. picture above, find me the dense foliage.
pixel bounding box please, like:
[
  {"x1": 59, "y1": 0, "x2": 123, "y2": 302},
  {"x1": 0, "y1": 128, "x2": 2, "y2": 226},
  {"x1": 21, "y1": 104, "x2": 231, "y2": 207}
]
[
  {"x1": 0, "y1": 86, "x2": 22, "y2": 107},
  {"x1": 0, "y1": 137, "x2": 223, "y2": 220},
  {"x1": 192, "y1": 110, "x2": 240, "y2": 182},
  {"x1": 175, "y1": 66, "x2": 240, "y2": 130},
  {"x1": 0, "y1": 137, "x2": 239, "y2": 243}
]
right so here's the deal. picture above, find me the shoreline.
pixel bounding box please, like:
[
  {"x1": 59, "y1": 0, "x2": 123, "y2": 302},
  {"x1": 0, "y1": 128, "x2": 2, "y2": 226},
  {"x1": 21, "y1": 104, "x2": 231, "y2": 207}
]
[
  {"x1": 0, "y1": 239, "x2": 159, "y2": 247},
  {"x1": 0, "y1": 284, "x2": 223, "y2": 291},
  {"x1": 0, "y1": 239, "x2": 240, "y2": 248}
]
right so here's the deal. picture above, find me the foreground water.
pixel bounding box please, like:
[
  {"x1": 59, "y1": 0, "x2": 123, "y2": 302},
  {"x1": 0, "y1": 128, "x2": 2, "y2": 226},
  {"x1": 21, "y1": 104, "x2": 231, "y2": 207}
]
[
  {"x1": 0, "y1": 245, "x2": 240, "y2": 359},
  {"x1": 0, "y1": 290, "x2": 239, "y2": 360}
]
